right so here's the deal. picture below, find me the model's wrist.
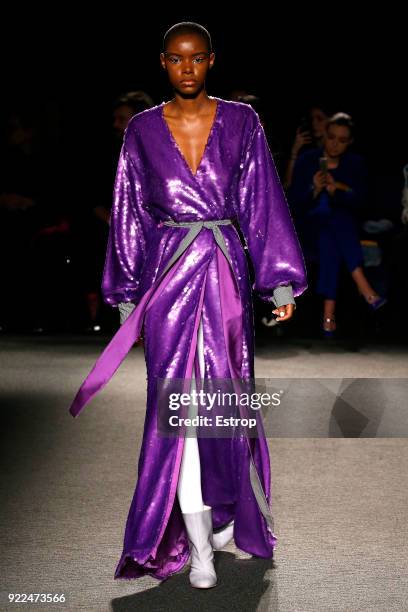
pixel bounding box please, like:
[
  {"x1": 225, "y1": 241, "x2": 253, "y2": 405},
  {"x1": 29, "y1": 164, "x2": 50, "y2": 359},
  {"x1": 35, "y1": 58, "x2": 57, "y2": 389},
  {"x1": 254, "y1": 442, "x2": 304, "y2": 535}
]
[{"x1": 272, "y1": 284, "x2": 295, "y2": 308}]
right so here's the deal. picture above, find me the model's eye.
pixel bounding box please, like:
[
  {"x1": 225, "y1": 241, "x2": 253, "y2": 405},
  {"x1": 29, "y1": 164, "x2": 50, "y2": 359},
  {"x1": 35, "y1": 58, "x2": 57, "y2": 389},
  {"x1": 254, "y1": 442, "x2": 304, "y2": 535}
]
[
  {"x1": 168, "y1": 57, "x2": 180, "y2": 64},
  {"x1": 194, "y1": 57, "x2": 205, "y2": 63}
]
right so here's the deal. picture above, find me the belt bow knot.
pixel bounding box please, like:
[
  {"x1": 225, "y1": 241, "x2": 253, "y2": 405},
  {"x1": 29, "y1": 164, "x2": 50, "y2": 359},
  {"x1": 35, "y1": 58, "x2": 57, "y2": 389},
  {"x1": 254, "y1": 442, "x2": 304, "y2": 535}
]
[{"x1": 160, "y1": 218, "x2": 234, "y2": 272}]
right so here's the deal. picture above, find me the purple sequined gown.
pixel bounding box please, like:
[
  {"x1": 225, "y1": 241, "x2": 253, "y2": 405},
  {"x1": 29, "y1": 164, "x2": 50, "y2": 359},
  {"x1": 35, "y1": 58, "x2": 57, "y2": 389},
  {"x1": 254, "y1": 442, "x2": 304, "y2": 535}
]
[{"x1": 69, "y1": 97, "x2": 308, "y2": 580}]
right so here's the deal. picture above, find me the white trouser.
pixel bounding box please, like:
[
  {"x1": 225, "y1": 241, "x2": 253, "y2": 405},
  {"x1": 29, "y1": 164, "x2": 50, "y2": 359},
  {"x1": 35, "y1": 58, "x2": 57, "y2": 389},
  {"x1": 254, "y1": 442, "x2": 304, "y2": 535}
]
[{"x1": 177, "y1": 315, "x2": 205, "y2": 513}]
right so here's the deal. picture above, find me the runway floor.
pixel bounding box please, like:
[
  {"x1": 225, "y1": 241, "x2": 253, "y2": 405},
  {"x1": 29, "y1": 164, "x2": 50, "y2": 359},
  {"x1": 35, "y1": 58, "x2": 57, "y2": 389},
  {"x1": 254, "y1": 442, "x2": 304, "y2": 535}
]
[{"x1": 1, "y1": 334, "x2": 408, "y2": 611}]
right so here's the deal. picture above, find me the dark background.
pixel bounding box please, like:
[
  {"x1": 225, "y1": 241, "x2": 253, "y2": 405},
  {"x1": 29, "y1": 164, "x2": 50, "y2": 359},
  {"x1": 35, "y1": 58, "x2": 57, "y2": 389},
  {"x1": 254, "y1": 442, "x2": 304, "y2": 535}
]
[
  {"x1": 1, "y1": 10, "x2": 406, "y2": 337},
  {"x1": 2, "y1": 10, "x2": 406, "y2": 176}
]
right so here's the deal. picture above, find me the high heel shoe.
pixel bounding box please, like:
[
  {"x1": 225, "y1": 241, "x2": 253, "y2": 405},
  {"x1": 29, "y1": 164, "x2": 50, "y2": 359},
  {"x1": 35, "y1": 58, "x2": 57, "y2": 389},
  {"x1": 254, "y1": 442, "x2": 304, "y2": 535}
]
[
  {"x1": 182, "y1": 505, "x2": 217, "y2": 589},
  {"x1": 322, "y1": 316, "x2": 336, "y2": 338},
  {"x1": 364, "y1": 294, "x2": 388, "y2": 311},
  {"x1": 211, "y1": 519, "x2": 234, "y2": 550}
]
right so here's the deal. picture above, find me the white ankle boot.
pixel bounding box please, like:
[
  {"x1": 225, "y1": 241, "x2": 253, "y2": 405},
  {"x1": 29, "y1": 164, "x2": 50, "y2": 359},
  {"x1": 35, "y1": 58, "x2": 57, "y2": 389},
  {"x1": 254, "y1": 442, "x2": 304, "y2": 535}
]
[
  {"x1": 211, "y1": 519, "x2": 234, "y2": 550},
  {"x1": 182, "y1": 504, "x2": 217, "y2": 588}
]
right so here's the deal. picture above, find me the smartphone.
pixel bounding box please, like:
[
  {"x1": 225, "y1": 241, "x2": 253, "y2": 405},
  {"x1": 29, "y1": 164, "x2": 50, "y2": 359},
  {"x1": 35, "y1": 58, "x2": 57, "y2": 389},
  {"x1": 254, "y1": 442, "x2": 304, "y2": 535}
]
[{"x1": 319, "y1": 156, "x2": 328, "y2": 174}]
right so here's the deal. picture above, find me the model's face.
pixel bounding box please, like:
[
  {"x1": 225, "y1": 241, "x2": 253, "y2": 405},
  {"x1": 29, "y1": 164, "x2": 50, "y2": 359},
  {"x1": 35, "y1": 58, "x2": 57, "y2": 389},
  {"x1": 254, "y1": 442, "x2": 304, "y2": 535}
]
[
  {"x1": 160, "y1": 34, "x2": 215, "y2": 96},
  {"x1": 113, "y1": 105, "x2": 135, "y2": 136},
  {"x1": 310, "y1": 107, "x2": 328, "y2": 138},
  {"x1": 324, "y1": 124, "x2": 353, "y2": 157}
]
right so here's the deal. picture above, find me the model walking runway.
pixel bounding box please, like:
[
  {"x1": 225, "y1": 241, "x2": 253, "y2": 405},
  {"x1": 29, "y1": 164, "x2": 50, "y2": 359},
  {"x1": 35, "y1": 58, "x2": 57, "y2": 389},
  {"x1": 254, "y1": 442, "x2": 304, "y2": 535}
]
[{"x1": 68, "y1": 95, "x2": 307, "y2": 580}]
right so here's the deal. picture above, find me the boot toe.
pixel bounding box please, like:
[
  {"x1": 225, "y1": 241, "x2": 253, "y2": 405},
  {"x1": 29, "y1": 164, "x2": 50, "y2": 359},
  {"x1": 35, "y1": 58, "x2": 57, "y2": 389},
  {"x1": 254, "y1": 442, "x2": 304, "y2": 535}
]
[{"x1": 190, "y1": 572, "x2": 217, "y2": 589}]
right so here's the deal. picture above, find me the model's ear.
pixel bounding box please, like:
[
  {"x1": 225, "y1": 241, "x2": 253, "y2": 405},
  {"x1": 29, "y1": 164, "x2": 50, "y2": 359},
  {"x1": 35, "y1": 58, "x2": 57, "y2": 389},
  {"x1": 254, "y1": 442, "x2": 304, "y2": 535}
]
[
  {"x1": 159, "y1": 52, "x2": 166, "y2": 70},
  {"x1": 208, "y1": 52, "x2": 215, "y2": 70}
]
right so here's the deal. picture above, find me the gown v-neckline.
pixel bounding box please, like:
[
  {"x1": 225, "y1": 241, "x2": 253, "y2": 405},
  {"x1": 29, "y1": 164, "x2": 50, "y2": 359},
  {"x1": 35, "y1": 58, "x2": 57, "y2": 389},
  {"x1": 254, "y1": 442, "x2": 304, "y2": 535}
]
[{"x1": 160, "y1": 97, "x2": 221, "y2": 179}]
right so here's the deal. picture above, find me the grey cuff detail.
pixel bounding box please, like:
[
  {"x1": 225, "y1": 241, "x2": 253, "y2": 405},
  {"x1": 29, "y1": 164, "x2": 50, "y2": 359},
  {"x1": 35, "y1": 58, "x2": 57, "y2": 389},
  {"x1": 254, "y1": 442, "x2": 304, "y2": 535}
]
[
  {"x1": 118, "y1": 301, "x2": 136, "y2": 325},
  {"x1": 271, "y1": 284, "x2": 295, "y2": 308}
]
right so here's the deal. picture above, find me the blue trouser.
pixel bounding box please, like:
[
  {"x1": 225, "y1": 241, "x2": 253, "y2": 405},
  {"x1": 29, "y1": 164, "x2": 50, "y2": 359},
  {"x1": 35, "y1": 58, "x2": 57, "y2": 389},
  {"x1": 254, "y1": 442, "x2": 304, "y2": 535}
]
[{"x1": 312, "y1": 196, "x2": 363, "y2": 300}]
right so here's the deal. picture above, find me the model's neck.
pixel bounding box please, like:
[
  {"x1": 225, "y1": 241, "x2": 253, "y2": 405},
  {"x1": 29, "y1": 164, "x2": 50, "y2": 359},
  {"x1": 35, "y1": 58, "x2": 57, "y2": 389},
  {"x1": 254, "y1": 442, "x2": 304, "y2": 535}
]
[{"x1": 168, "y1": 90, "x2": 213, "y2": 116}]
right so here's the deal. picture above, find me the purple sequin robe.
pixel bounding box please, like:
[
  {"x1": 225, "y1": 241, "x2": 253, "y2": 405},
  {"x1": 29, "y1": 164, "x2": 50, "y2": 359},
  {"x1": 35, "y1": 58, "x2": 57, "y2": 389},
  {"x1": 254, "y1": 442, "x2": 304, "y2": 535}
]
[{"x1": 69, "y1": 97, "x2": 307, "y2": 580}]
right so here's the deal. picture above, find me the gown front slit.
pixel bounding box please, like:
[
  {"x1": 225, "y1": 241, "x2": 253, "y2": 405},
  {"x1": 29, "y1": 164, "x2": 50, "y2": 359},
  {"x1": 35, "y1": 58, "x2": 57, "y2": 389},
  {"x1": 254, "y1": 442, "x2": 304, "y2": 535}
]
[{"x1": 69, "y1": 97, "x2": 308, "y2": 581}]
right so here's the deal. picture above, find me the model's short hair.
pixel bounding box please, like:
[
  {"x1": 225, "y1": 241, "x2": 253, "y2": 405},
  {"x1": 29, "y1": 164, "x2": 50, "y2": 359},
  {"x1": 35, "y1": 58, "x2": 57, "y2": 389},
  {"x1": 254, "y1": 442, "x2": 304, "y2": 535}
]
[
  {"x1": 163, "y1": 21, "x2": 212, "y2": 54},
  {"x1": 326, "y1": 112, "x2": 354, "y2": 137}
]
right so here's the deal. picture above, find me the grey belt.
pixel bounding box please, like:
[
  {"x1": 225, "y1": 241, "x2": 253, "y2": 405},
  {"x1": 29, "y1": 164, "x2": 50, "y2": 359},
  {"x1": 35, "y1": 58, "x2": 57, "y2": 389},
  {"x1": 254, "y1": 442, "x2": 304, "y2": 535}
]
[
  {"x1": 118, "y1": 216, "x2": 295, "y2": 324},
  {"x1": 118, "y1": 219, "x2": 234, "y2": 326},
  {"x1": 161, "y1": 219, "x2": 234, "y2": 276}
]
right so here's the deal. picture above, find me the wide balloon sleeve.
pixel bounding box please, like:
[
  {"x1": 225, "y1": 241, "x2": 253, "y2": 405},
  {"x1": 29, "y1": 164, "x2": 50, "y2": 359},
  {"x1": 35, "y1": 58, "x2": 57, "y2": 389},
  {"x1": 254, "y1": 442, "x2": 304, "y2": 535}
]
[
  {"x1": 235, "y1": 112, "x2": 308, "y2": 307},
  {"x1": 101, "y1": 139, "x2": 155, "y2": 307}
]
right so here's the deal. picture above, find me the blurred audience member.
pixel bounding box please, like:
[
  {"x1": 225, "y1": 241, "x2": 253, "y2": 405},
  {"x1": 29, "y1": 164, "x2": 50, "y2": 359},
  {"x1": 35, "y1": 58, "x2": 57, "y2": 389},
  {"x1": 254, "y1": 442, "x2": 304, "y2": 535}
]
[
  {"x1": 228, "y1": 88, "x2": 250, "y2": 101},
  {"x1": 77, "y1": 90, "x2": 154, "y2": 332},
  {"x1": 388, "y1": 162, "x2": 408, "y2": 339},
  {"x1": 284, "y1": 103, "x2": 332, "y2": 190},
  {"x1": 0, "y1": 105, "x2": 63, "y2": 331},
  {"x1": 235, "y1": 94, "x2": 265, "y2": 124},
  {"x1": 401, "y1": 164, "x2": 408, "y2": 225},
  {"x1": 112, "y1": 90, "x2": 155, "y2": 140},
  {"x1": 235, "y1": 92, "x2": 286, "y2": 175}
]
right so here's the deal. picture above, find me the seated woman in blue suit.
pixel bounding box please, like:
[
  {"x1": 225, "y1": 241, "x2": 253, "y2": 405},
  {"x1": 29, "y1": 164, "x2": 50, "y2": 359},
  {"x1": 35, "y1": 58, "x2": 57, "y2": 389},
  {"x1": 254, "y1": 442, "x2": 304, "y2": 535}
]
[{"x1": 288, "y1": 112, "x2": 387, "y2": 336}]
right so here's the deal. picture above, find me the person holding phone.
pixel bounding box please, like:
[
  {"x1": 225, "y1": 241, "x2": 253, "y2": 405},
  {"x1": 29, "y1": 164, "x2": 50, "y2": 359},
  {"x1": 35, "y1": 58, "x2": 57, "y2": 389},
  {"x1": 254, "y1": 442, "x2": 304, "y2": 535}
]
[{"x1": 288, "y1": 112, "x2": 387, "y2": 336}]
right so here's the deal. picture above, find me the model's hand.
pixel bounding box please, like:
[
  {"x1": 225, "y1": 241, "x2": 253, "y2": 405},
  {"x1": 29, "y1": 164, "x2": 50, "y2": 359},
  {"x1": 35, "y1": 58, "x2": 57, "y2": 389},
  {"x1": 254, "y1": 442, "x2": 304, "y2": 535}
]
[{"x1": 271, "y1": 303, "x2": 295, "y2": 321}]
